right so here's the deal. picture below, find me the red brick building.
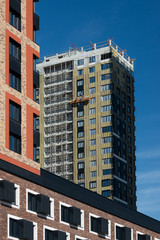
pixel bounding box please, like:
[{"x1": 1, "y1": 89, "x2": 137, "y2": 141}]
[
  {"x1": 0, "y1": 0, "x2": 40, "y2": 174},
  {"x1": 0, "y1": 0, "x2": 160, "y2": 240},
  {"x1": 0, "y1": 160, "x2": 160, "y2": 240}
]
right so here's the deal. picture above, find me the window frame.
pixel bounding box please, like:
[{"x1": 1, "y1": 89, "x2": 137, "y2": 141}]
[
  {"x1": 0, "y1": 179, "x2": 20, "y2": 209},
  {"x1": 8, "y1": 214, "x2": 37, "y2": 240},
  {"x1": 115, "y1": 223, "x2": 133, "y2": 240},
  {"x1": 43, "y1": 225, "x2": 70, "y2": 240},
  {"x1": 59, "y1": 202, "x2": 84, "y2": 230},
  {"x1": 26, "y1": 189, "x2": 54, "y2": 220},
  {"x1": 89, "y1": 213, "x2": 111, "y2": 238}
]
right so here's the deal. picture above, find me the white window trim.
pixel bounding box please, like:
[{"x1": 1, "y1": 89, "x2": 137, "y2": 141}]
[
  {"x1": 136, "y1": 231, "x2": 152, "y2": 240},
  {"x1": 89, "y1": 213, "x2": 111, "y2": 239},
  {"x1": 75, "y1": 235, "x2": 90, "y2": 240},
  {"x1": 0, "y1": 178, "x2": 20, "y2": 209},
  {"x1": 115, "y1": 222, "x2": 133, "y2": 240},
  {"x1": 26, "y1": 188, "x2": 54, "y2": 220},
  {"x1": 59, "y1": 201, "x2": 84, "y2": 230},
  {"x1": 43, "y1": 225, "x2": 70, "y2": 240},
  {"x1": 8, "y1": 214, "x2": 37, "y2": 240}
]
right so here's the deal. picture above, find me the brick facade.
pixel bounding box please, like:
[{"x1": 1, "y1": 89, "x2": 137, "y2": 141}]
[
  {"x1": 0, "y1": 161, "x2": 160, "y2": 240},
  {"x1": 0, "y1": 0, "x2": 40, "y2": 173}
]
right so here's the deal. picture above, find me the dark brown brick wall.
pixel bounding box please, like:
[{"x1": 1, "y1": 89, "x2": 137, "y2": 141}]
[{"x1": 0, "y1": 169, "x2": 160, "y2": 240}]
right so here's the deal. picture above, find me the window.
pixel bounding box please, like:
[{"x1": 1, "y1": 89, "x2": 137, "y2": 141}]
[
  {"x1": 77, "y1": 69, "x2": 83, "y2": 76},
  {"x1": 127, "y1": 76, "x2": 130, "y2": 83},
  {"x1": 77, "y1": 79, "x2": 84, "y2": 96},
  {"x1": 128, "y1": 136, "x2": 131, "y2": 143},
  {"x1": 77, "y1": 79, "x2": 83, "y2": 86},
  {"x1": 90, "y1": 214, "x2": 110, "y2": 237},
  {"x1": 101, "y1": 73, "x2": 112, "y2": 80},
  {"x1": 102, "y1": 147, "x2": 113, "y2": 155},
  {"x1": 101, "y1": 115, "x2": 112, "y2": 123},
  {"x1": 78, "y1": 162, "x2": 85, "y2": 180},
  {"x1": 101, "y1": 63, "x2": 112, "y2": 70},
  {"x1": 127, "y1": 116, "x2": 131, "y2": 123},
  {"x1": 44, "y1": 226, "x2": 69, "y2": 240},
  {"x1": 27, "y1": 189, "x2": 54, "y2": 219},
  {"x1": 9, "y1": 101, "x2": 21, "y2": 123},
  {"x1": 137, "y1": 233, "x2": 150, "y2": 240},
  {"x1": 89, "y1": 77, "x2": 95, "y2": 83},
  {"x1": 0, "y1": 180, "x2": 19, "y2": 208},
  {"x1": 101, "y1": 105, "x2": 112, "y2": 112},
  {"x1": 127, "y1": 86, "x2": 131, "y2": 93},
  {"x1": 77, "y1": 121, "x2": 84, "y2": 138},
  {"x1": 127, "y1": 96, "x2": 131, "y2": 103},
  {"x1": 90, "y1": 118, "x2": 96, "y2": 125},
  {"x1": 101, "y1": 94, "x2": 111, "y2": 102},
  {"x1": 77, "y1": 141, "x2": 84, "y2": 159},
  {"x1": 60, "y1": 202, "x2": 84, "y2": 229},
  {"x1": 90, "y1": 171, "x2": 97, "y2": 177},
  {"x1": 101, "y1": 53, "x2": 111, "y2": 60},
  {"x1": 102, "y1": 126, "x2": 113, "y2": 133},
  {"x1": 77, "y1": 59, "x2": 84, "y2": 66},
  {"x1": 77, "y1": 90, "x2": 84, "y2": 97},
  {"x1": 102, "y1": 137, "x2": 112, "y2": 144},
  {"x1": 90, "y1": 129, "x2": 96, "y2": 135},
  {"x1": 77, "y1": 132, "x2": 84, "y2": 139},
  {"x1": 90, "y1": 181, "x2": 96, "y2": 189},
  {"x1": 8, "y1": 215, "x2": 37, "y2": 240},
  {"x1": 9, "y1": 133, "x2": 21, "y2": 154},
  {"x1": 89, "y1": 56, "x2": 95, "y2": 63},
  {"x1": 90, "y1": 139, "x2": 96, "y2": 145},
  {"x1": 116, "y1": 88, "x2": 120, "y2": 95},
  {"x1": 102, "y1": 179, "x2": 112, "y2": 187},
  {"x1": 33, "y1": 114, "x2": 39, "y2": 131},
  {"x1": 77, "y1": 121, "x2": 84, "y2": 127},
  {"x1": 89, "y1": 66, "x2": 95, "y2": 73},
  {"x1": 90, "y1": 160, "x2": 96, "y2": 167},
  {"x1": 89, "y1": 87, "x2": 96, "y2": 94},
  {"x1": 77, "y1": 103, "x2": 84, "y2": 117},
  {"x1": 89, "y1": 108, "x2": 96, "y2": 114},
  {"x1": 102, "y1": 158, "x2": 113, "y2": 165},
  {"x1": 33, "y1": 85, "x2": 39, "y2": 103},
  {"x1": 116, "y1": 225, "x2": 132, "y2": 240},
  {"x1": 90, "y1": 150, "x2": 96, "y2": 156},
  {"x1": 9, "y1": 38, "x2": 21, "y2": 61},
  {"x1": 128, "y1": 126, "x2": 131, "y2": 133},
  {"x1": 116, "y1": 68, "x2": 119, "y2": 74},
  {"x1": 102, "y1": 190, "x2": 111, "y2": 197},
  {"x1": 90, "y1": 98, "x2": 95, "y2": 104},
  {"x1": 128, "y1": 106, "x2": 131, "y2": 113},
  {"x1": 102, "y1": 169, "x2": 112, "y2": 175},
  {"x1": 9, "y1": 9, "x2": 21, "y2": 31},
  {"x1": 9, "y1": 71, "x2": 21, "y2": 92},
  {"x1": 101, "y1": 84, "x2": 112, "y2": 91},
  {"x1": 122, "y1": 72, "x2": 125, "y2": 79}
]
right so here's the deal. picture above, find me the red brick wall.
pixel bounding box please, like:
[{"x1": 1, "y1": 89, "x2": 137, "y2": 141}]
[{"x1": 0, "y1": 169, "x2": 159, "y2": 240}]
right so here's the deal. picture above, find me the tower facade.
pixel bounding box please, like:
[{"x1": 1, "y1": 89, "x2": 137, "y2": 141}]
[
  {"x1": 37, "y1": 40, "x2": 136, "y2": 209},
  {"x1": 0, "y1": 0, "x2": 40, "y2": 174}
]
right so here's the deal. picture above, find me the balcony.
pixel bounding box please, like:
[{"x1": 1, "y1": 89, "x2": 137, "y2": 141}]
[
  {"x1": 33, "y1": 12, "x2": 39, "y2": 31},
  {"x1": 9, "y1": 55, "x2": 21, "y2": 75},
  {"x1": 9, "y1": 118, "x2": 21, "y2": 137},
  {"x1": 33, "y1": 70, "x2": 39, "y2": 88},
  {"x1": 10, "y1": 0, "x2": 21, "y2": 15},
  {"x1": 33, "y1": 130, "x2": 40, "y2": 147}
]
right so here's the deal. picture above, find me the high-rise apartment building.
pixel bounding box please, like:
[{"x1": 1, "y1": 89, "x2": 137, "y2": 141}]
[
  {"x1": 0, "y1": 0, "x2": 40, "y2": 173},
  {"x1": 37, "y1": 40, "x2": 136, "y2": 209}
]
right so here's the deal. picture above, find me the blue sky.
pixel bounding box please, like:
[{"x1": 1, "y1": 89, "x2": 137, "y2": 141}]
[{"x1": 37, "y1": 0, "x2": 160, "y2": 220}]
